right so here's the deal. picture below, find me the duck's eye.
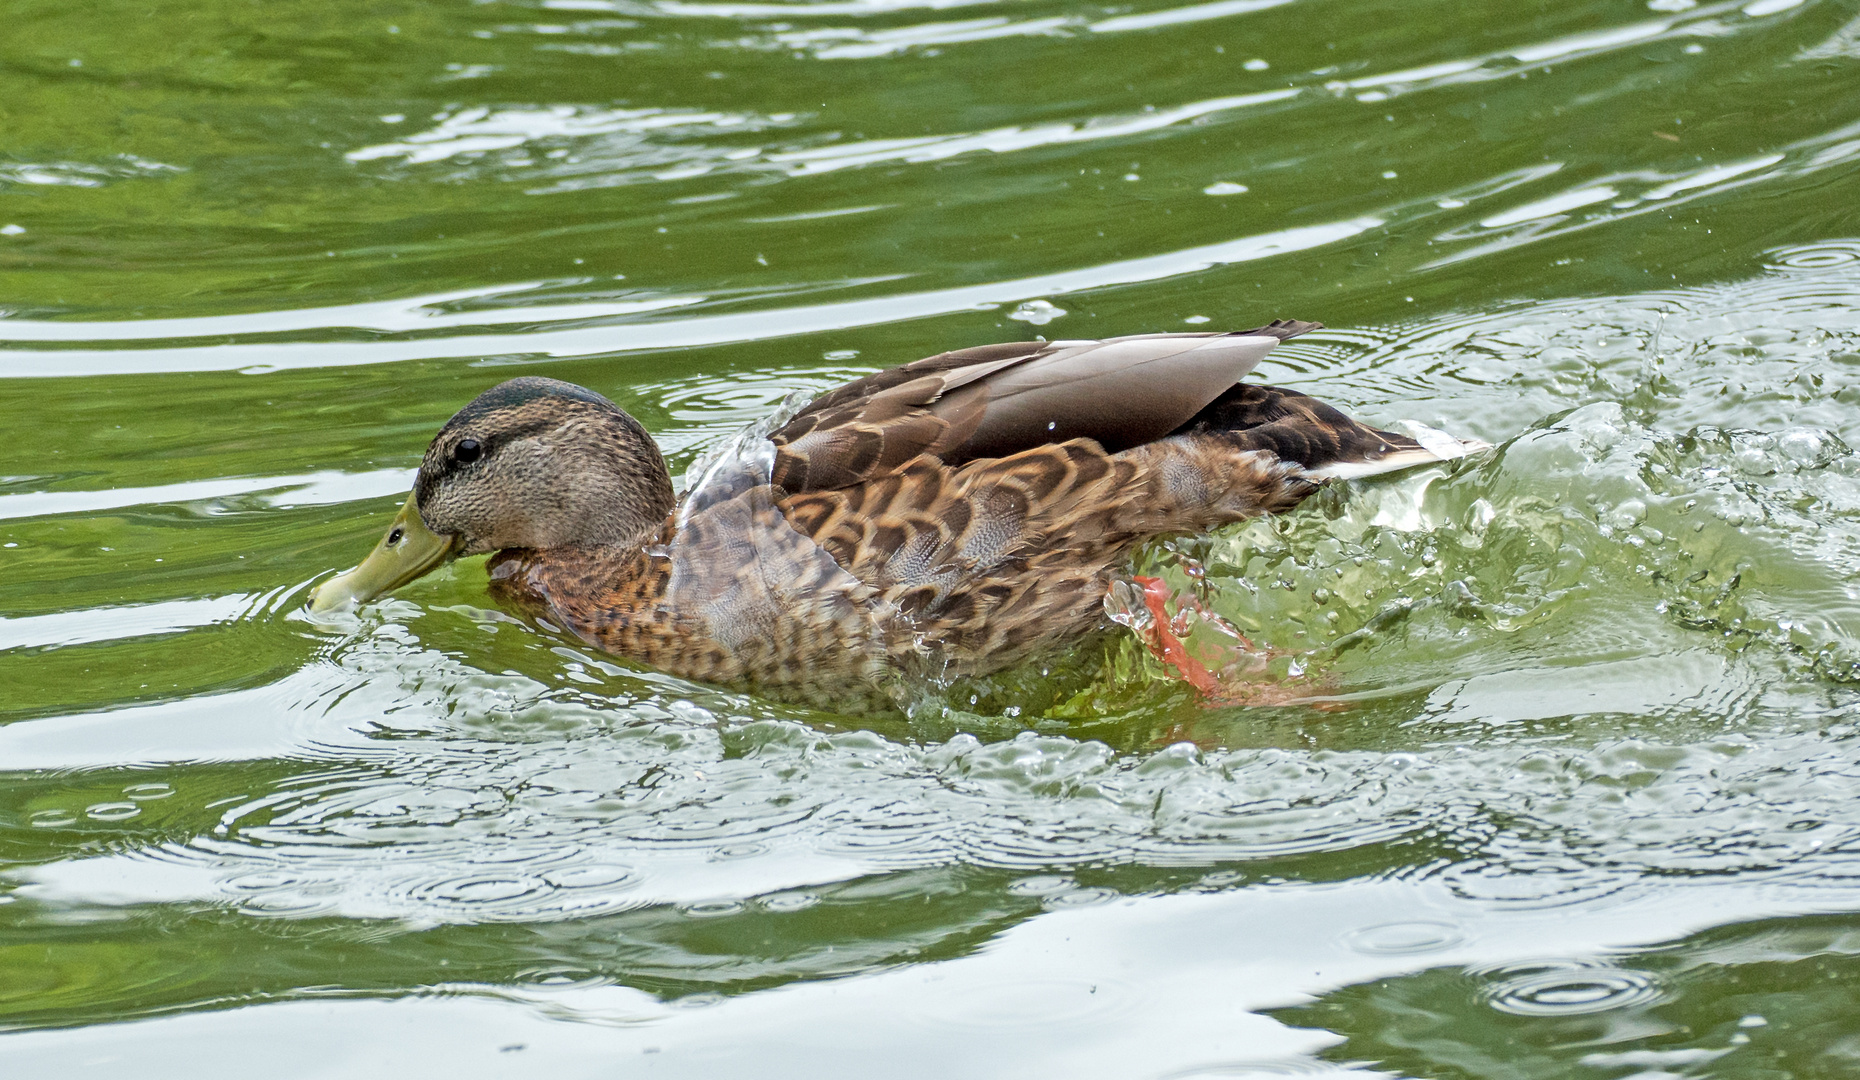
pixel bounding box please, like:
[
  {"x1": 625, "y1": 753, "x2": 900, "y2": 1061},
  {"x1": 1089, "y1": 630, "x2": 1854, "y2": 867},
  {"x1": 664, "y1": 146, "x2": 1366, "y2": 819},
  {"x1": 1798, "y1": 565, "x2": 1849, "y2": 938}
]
[{"x1": 454, "y1": 438, "x2": 482, "y2": 465}]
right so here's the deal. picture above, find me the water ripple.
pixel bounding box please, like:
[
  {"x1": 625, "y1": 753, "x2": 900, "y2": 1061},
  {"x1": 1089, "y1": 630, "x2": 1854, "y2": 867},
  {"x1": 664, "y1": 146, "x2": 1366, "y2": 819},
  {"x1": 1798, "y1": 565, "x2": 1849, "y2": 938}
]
[
  {"x1": 1423, "y1": 122, "x2": 1860, "y2": 268},
  {"x1": 0, "y1": 216, "x2": 1378, "y2": 376},
  {"x1": 14, "y1": 623, "x2": 1860, "y2": 923},
  {"x1": 1473, "y1": 958, "x2": 1665, "y2": 1016},
  {"x1": 10, "y1": 242, "x2": 1860, "y2": 936},
  {"x1": 764, "y1": 88, "x2": 1298, "y2": 172},
  {"x1": 0, "y1": 468, "x2": 413, "y2": 520}
]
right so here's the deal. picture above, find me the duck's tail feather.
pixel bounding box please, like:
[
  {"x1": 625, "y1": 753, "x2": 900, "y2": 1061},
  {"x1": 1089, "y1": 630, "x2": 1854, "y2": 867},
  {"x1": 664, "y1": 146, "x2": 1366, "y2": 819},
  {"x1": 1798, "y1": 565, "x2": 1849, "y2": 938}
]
[
  {"x1": 1178, "y1": 383, "x2": 1489, "y2": 481},
  {"x1": 1300, "y1": 420, "x2": 1490, "y2": 480}
]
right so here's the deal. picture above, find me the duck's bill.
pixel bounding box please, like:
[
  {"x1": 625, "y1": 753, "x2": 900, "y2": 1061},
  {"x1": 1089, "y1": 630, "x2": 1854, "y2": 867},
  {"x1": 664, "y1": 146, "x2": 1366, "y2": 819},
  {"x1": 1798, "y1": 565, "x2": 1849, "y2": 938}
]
[{"x1": 308, "y1": 492, "x2": 460, "y2": 614}]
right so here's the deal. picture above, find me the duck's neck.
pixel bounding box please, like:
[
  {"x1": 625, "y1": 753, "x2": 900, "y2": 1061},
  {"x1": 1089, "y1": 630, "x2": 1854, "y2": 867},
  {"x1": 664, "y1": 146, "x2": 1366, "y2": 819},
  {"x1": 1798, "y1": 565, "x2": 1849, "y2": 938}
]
[
  {"x1": 485, "y1": 531, "x2": 673, "y2": 642},
  {"x1": 583, "y1": 507, "x2": 675, "y2": 553},
  {"x1": 505, "y1": 513, "x2": 676, "y2": 566}
]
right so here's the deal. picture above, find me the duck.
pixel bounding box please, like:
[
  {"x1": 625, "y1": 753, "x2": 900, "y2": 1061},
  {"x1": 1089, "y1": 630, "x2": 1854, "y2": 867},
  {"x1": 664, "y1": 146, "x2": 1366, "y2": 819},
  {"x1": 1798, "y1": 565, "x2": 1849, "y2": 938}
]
[{"x1": 309, "y1": 321, "x2": 1483, "y2": 706}]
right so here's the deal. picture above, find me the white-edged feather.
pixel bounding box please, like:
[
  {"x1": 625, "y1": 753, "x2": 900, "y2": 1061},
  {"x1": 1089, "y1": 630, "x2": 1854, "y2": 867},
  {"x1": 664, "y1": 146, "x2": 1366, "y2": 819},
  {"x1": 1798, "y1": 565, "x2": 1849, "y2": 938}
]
[{"x1": 1302, "y1": 420, "x2": 1491, "y2": 481}]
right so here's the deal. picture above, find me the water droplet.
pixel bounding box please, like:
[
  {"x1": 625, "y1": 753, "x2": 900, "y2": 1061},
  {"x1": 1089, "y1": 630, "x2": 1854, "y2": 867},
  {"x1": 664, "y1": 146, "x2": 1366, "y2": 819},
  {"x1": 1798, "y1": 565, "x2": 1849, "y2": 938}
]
[{"x1": 1008, "y1": 299, "x2": 1067, "y2": 325}]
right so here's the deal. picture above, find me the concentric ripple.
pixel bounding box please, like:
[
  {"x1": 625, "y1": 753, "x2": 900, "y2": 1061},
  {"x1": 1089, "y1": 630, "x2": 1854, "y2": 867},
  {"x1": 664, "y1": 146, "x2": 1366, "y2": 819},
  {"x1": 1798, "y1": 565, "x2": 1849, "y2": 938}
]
[{"x1": 1472, "y1": 958, "x2": 1665, "y2": 1017}]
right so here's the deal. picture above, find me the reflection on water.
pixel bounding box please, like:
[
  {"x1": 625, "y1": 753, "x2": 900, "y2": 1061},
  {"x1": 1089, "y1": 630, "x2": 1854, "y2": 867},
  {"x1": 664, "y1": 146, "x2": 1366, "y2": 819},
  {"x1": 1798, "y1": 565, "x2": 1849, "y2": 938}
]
[
  {"x1": 0, "y1": 216, "x2": 1384, "y2": 375},
  {"x1": 6, "y1": 0, "x2": 1860, "y2": 1072},
  {"x1": 1276, "y1": 910, "x2": 1860, "y2": 1079}
]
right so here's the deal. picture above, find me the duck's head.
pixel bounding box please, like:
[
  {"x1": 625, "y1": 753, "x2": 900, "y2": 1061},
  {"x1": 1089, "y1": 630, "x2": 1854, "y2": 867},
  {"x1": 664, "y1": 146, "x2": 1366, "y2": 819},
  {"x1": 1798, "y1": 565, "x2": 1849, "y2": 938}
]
[{"x1": 308, "y1": 377, "x2": 675, "y2": 614}]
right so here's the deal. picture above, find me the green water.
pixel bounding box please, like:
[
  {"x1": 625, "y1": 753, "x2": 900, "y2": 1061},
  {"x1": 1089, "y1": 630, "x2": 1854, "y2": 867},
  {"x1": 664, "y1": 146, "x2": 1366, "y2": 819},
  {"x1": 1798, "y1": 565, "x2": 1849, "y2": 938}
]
[{"x1": 5, "y1": 0, "x2": 1860, "y2": 1073}]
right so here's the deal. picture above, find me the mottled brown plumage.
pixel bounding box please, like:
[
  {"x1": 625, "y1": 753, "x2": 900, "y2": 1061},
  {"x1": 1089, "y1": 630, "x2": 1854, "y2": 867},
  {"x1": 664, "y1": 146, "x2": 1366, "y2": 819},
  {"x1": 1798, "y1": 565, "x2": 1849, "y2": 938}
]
[{"x1": 313, "y1": 323, "x2": 1484, "y2": 706}]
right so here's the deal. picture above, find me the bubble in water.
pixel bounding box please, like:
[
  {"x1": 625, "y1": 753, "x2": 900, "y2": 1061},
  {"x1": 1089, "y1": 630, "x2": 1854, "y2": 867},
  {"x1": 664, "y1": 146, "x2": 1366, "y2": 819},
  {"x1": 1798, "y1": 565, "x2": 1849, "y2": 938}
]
[
  {"x1": 1607, "y1": 498, "x2": 1648, "y2": 529},
  {"x1": 1734, "y1": 447, "x2": 1775, "y2": 475},
  {"x1": 1777, "y1": 427, "x2": 1839, "y2": 467},
  {"x1": 1566, "y1": 402, "x2": 1628, "y2": 453}
]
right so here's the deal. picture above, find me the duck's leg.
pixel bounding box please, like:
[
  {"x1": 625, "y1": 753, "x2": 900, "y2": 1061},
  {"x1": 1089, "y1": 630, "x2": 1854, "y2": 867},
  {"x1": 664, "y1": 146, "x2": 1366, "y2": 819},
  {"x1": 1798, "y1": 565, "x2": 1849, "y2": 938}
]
[
  {"x1": 1116, "y1": 576, "x2": 1334, "y2": 708},
  {"x1": 1127, "y1": 575, "x2": 1228, "y2": 696}
]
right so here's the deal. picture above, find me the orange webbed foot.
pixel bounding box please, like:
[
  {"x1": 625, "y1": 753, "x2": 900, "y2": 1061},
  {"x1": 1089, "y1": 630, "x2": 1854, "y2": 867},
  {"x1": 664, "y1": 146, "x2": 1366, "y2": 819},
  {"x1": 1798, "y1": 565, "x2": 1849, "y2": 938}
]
[{"x1": 1112, "y1": 575, "x2": 1338, "y2": 709}]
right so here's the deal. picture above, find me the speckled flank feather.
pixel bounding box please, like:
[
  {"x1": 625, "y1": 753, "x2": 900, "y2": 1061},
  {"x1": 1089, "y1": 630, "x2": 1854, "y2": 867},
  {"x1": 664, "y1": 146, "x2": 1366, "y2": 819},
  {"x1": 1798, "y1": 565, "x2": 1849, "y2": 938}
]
[{"x1": 398, "y1": 326, "x2": 1480, "y2": 706}]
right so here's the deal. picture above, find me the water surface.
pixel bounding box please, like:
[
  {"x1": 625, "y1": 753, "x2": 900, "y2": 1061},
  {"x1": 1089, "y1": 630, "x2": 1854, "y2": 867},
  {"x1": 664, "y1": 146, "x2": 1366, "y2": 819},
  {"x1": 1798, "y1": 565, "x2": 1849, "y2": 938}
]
[{"x1": 5, "y1": 0, "x2": 1860, "y2": 1074}]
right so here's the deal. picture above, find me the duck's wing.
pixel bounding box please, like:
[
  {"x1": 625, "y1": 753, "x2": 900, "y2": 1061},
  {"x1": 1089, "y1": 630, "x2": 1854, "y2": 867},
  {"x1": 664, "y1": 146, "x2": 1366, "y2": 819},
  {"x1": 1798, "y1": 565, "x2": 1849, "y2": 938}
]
[{"x1": 770, "y1": 321, "x2": 1318, "y2": 493}]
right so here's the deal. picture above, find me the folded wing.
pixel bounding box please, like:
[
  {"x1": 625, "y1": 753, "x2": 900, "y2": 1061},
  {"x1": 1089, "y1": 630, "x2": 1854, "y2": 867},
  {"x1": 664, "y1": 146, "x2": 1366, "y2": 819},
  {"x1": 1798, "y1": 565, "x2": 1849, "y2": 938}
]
[{"x1": 770, "y1": 322, "x2": 1317, "y2": 493}]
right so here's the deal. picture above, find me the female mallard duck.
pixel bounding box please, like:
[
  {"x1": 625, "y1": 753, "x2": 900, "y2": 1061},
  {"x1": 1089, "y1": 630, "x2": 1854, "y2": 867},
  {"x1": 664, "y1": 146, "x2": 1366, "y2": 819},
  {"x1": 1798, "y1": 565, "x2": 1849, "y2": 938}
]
[{"x1": 310, "y1": 322, "x2": 1480, "y2": 704}]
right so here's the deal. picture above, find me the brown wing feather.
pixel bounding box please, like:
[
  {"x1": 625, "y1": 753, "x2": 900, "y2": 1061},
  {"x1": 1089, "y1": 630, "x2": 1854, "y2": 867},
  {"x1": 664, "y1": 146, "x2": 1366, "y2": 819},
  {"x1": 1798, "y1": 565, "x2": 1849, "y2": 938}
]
[
  {"x1": 777, "y1": 432, "x2": 1316, "y2": 672},
  {"x1": 769, "y1": 324, "x2": 1322, "y2": 494}
]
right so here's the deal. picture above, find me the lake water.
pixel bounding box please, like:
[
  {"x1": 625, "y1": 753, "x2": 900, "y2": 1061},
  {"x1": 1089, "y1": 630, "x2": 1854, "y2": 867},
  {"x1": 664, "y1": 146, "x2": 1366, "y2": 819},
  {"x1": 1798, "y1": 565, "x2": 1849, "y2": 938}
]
[{"x1": 5, "y1": 0, "x2": 1860, "y2": 1074}]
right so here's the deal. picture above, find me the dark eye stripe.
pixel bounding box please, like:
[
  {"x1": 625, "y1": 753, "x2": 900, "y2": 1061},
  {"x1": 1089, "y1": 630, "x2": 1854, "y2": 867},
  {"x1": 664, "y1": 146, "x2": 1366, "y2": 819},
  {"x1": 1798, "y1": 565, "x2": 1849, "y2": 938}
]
[{"x1": 417, "y1": 415, "x2": 561, "y2": 507}]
